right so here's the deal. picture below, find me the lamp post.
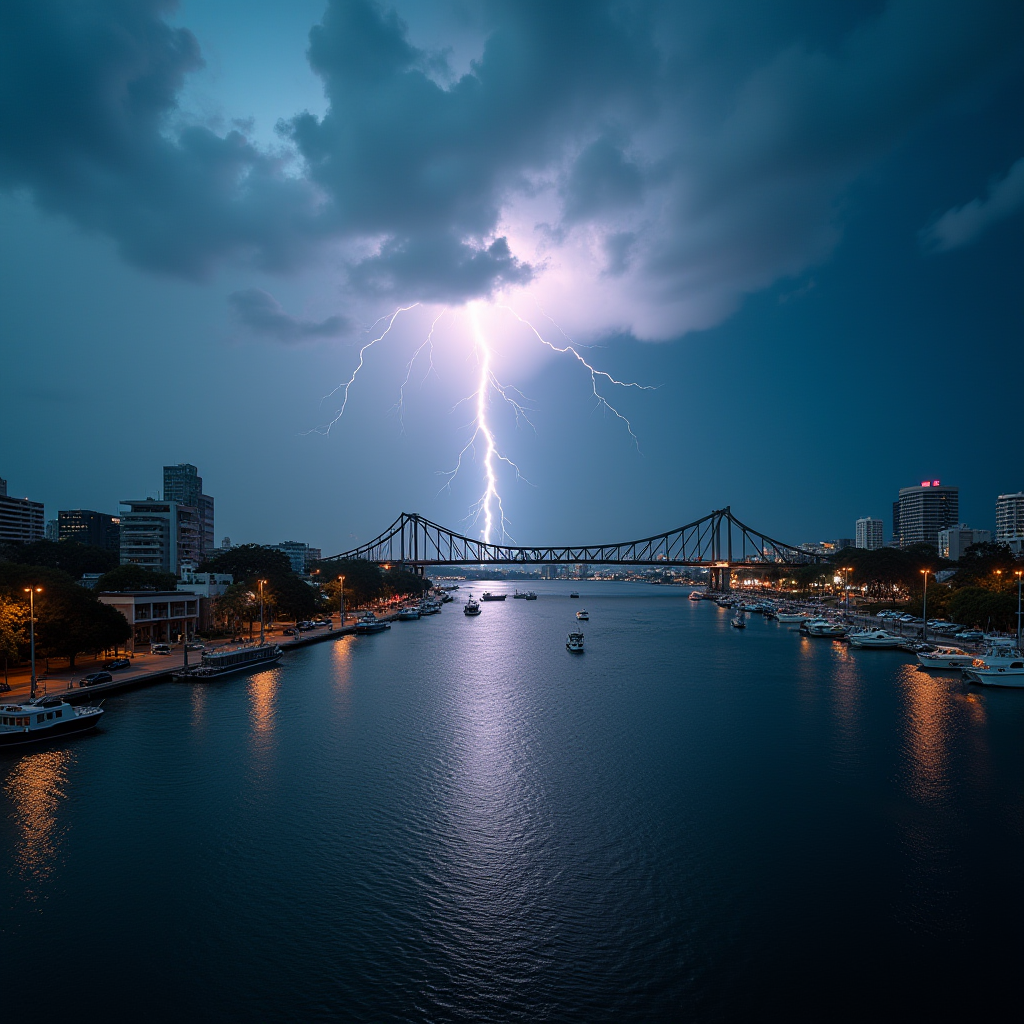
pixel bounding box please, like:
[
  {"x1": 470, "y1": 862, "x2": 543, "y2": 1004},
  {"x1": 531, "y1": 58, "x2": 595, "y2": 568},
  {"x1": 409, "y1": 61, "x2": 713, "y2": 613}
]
[
  {"x1": 842, "y1": 567, "x2": 853, "y2": 617},
  {"x1": 23, "y1": 587, "x2": 42, "y2": 698},
  {"x1": 920, "y1": 569, "x2": 930, "y2": 641},
  {"x1": 1015, "y1": 570, "x2": 1022, "y2": 651},
  {"x1": 338, "y1": 575, "x2": 345, "y2": 626},
  {"x1": 258, "y1": 580, "x2": 266, "y2": 645}
]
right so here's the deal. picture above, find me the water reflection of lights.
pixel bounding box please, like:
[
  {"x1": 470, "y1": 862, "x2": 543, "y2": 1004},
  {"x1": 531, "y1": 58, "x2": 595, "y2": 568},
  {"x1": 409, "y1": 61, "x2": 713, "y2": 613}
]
[
  {"x1": 190, "y1": 679, "x2": 209, "y2": 729},
  {"x1": 899, "y1": 664, "x2": 952, "y2": 805},
  {"x1": 829, "y1": 646, "x2": 864, "y2": 776},
  {"x1": 248, "y1": 669, "x2": 279, "y2": 736},
  {"x1": 4, "y1": 748, "x2": 73, "y2": 887}
]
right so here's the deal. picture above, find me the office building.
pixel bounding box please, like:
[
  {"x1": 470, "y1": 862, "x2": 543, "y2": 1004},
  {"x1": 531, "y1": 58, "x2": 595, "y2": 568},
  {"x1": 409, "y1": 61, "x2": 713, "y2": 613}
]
[
  {"x1": 59, "y1": 509, "x2": 121, "y2": 551},
  {"x1": 163, "y1": 464, "x2": 215, "y2": 558},
  {"x1": 855, "y1": 517, "x2": 884, "y2": 550},
  {"x1": 996, "y1": 491, "x2": 1023, "y2": 545},
  {"x1": 45, "y1": 519, "x2": 59, "y2": 541},
  {"x1": 0, "y1": 476, "x2": 44, "y2": 545},
  {"x1": 892, "y1": 481, "x2": 958, "y2": 548},
  {"x1": 98, "y1": 591, "x2": 199, "y2": 648},
  {"x1": 275, "y1": 541, "x2": 318, "y2": 574},
  {"x1": 119, "y1": 499, "x2": 201, "y2": 575},
  {"x1": 937, "y1": 525, "x2": 992, "y2": 561}
]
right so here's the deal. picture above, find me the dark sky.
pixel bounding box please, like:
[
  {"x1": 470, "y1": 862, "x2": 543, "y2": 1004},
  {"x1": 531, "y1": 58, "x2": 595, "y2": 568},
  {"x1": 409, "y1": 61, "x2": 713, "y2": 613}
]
[{"x1": 1, "y1": 0, "x2": 1021, "y2": 553}]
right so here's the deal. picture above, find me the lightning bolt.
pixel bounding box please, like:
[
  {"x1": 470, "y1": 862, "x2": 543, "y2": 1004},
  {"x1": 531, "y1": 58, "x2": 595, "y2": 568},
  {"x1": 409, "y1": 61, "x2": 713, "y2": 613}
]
[
  {"x1": 394, "y1": 306, "x2": 446, "y2": 432},
  {"x1": 308, "y1": 303, "x2": 419, "y2": 435},
  {"x1": 498, "y1": 304, "x2": 655, "y2": 450},
  {"x1": 438, "y1": 303, "x2": 529, "y2": 544}
]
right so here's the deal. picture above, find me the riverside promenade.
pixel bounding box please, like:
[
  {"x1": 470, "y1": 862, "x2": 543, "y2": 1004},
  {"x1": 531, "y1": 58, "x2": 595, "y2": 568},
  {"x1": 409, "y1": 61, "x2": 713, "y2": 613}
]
[{"x1": 0, "y1": 610, "x2": 401, "y2": 704}]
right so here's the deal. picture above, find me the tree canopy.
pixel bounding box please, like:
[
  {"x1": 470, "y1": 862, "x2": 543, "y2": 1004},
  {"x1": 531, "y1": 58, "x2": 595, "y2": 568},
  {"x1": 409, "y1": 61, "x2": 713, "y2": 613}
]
[
  {"x1": 199, "y1": 544, "x2": 291, "y2": 583},
  {"x1": 1, "y1": 538, "x2": 118, "y2": 577},
  {"x1": 94, "y1": 563, "x2": 179, "y2": 593}
]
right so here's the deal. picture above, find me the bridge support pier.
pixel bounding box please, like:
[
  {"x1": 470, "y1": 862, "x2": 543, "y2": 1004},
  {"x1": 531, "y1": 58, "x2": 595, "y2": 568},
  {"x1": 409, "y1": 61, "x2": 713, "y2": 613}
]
[{"x1": 711, "y1": 567, "x2": 731, "y2": 591}]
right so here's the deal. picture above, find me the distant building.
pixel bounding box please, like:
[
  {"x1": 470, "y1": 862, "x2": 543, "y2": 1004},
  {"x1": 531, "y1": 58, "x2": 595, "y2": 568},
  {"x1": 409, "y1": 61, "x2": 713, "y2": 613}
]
[
  {"x1": 892, "y1": 481, "x2": 958, "y2": 549},
  {"x1": 995, "y1": 492, "x2": 1023, "y2": 555},
  {"x1": 275, "y1": 541, "x2": 318, "y2": 574},
  {"x1": 833, "y1": 538, "x2": 855, "y2": 551},
  {"x1": 0, "y1": 475, "x2": 44, "y2": 545},
  {"x1": 97, "y1": 591, "x2": 199, "y2": 648},
  {"x1": 177, "y1": 570, "x2": 234, "y2": 598},
  {"x1": 938, "y1": 525, "x2": 992, "y2": 561},
  {"x1": 855, "y1": 517, "x2": 884, "y2": 550},
  {"x1": 163, "y1": 464, "x2": 215, "y2": 558},
  {"x1": 59, "y1": 509, "x2": 121, "y2": 551},
  {"x1": 119, "y1": 499, "x2": 201, "y2": 575},
  {"x1": 45, "y1": 519, "x2": 59, "y2": 541}
]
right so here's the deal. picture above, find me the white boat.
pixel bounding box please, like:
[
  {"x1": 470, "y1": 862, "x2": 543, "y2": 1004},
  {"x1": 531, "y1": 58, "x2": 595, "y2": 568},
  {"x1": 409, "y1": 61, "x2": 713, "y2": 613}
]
[
  {"x1": 776, "y1": 611, "x2": 811, "y2": 623},
  {"x1": 688, "y1": 590, "x2": 703, "y2": 601},
  {"x1": 174, "y1": 642, "x2": 283, "y2": 679},
  {"x1": 960, "y1": 646, "x2": 1024, "y2": 672},
  {"x1": 804, "y1": 618, "x2": 849, "y2": 638},
  {"x1": 963, "y1": 659, "x2": 1024, "y2": 687},
  {"x1": 0, "y1": 696, "x2": 104, "y2": 748},
  {"x1": 397, "y1": 607, "x2": 421, "y2": 621},
  {"x1": 576, "y1": 609, "x2": 589, "y2": 621},
  {"x1": 848, "y1": 629, "x2": 904, "y2": 649},
  {"x1": 464, "y1": 595, "x2": 481, "y2": 616},
  {"x1": 355, "y1": 614, "x2": 391, "y2": 635},
  {"x1": 916, "y1": 646, "x2": 974, "y2": 669},
  {"x1": 566, "y1": 630, "x2": 584, "y2": 652}
]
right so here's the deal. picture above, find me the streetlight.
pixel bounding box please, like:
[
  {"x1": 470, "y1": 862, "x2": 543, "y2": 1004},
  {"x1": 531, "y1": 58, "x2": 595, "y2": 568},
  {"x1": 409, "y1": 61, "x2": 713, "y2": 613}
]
[
  {"x1": 338, "y1": 575, "x2": 345, "y2": 626},
  {"x1": 920, "y1": 569, "x2": 931, "y2": 641},
  {"x1": 258, "y1": 580, "x2": 266, "y2": 645},
  {"x1": 842, "y1": 567, "x2": 854, "y2": 617},
  {"x1": 23, "y1": 587, "x2": 42, "y2": 698},
  {"x1": 1015, "y1": 570, "x2": 1022, "y2": 651}
]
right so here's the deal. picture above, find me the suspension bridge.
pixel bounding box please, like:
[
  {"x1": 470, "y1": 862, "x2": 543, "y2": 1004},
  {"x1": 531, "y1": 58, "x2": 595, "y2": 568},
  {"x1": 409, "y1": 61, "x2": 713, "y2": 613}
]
[{"x1": 322, "y1": 507, "x2": 826, "y2": 588}]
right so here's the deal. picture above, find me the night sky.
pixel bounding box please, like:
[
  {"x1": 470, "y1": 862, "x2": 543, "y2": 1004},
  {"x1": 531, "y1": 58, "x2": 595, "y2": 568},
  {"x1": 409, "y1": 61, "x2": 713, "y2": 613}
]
[{"x1": 1, "y1": 1, "x2": 1021, "y2": 553}]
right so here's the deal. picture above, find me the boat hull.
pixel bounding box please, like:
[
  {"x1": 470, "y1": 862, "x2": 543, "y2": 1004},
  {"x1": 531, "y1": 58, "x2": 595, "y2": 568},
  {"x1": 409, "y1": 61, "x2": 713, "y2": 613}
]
[
  {"x1": 963, "y1": 668, "x2": 1024, "y2": 687},
  {"x1": 173, "y1": 651, "x2": 283, "y2": 680},
  {"x1": 0, "y1": 709, "x2": 103, "y2": 749}
]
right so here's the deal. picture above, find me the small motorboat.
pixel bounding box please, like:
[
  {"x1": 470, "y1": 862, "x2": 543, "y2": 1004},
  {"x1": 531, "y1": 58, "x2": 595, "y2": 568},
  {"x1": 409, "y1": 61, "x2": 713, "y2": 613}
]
[
  {"x1": 916, "y1": 646, "x2": 974, "y2": 669},
  {"x1": 688, "y1": 590, "x2": 704, "y2": 601},
  {"x1": 963, "y1": 660, "x2": 1024, "y2": 687},
  {"x1": 803, "y1": 618, "x2": 849, "y2": 638},
  {"x1": 730, "y1": 615, "x2": 746, "y2": 629},
  {"x1": 525, "y1": 591, "x2": 537, "y2": 600},
  {"x1": 566, "y1": 630, "x2": 584, "y2": 653},
  {"x1": 355, "y1": 613, "x2": 391, "y2": 634},
  {"x1": 1, "y1": 696, "x2": 104, "y2": 748},
  {"x1": 576, "y1": 609, "x2": 589, "y2": 621},
  {"x1": 397, "y1": 607, "x2": 421, "y2": 621},
  {"x1": 848, "y1": 628, "x2": 903, "y2": 649},
  {"x1": 569, "y1": 591, "x2": 580, "y2": 599},
  {"x1": 464, "y1": 595, "x2": 481, "y2": 616}
]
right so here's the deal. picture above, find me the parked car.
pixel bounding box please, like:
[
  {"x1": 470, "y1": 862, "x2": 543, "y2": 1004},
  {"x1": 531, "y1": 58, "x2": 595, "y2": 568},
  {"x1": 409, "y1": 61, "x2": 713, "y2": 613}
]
[
  {"x1": 282, "y1": 627, "x2": 297, "y2": 635},
  {"x1": 80, "y1": 671, "x2": 112, "y2": 687},
  {"x1": 104, "y1": 658, "x2": 131, "y2": 670},
  {"x1": 185, "y1": 642, "x2": 206, "y2": 651},
  {"x1": 297, "y1": 622, "x2": 314, "y2": 632},
  {"x1": 151, "y1": 643, "x2": 172, "y2": 655}
]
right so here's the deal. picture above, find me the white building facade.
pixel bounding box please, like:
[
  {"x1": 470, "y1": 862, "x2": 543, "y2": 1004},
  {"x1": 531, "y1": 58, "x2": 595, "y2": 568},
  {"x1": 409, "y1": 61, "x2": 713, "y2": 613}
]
[
  {"x1": 938, "y1": 525, "x2": 992, "y2": 561},
  {"x1": 855, "y1": 517, "x2": 884, "y2": 550}
]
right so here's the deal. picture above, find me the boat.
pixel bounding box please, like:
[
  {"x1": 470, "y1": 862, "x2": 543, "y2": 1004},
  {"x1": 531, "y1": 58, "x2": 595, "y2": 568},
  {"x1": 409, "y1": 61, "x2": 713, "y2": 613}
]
[
  {"x1": 776, "y1": 611, "x2": 811, "y2": 623},
  {"x1": 481, "y1": 591, "x2": 506, "y2": 601},
  {"x1": 576, "y1": 609, "x2": 589, "y2": 621},
  {"x1": 569, "y1": 591, "x2": 580, "y2": 599},
  {"x1": 963, "y1": 659, "x2": 1024, "y2": 687},
  {"x1": 174, "y1": 642, "x2": 283, "y2": 680},
  {"x1": 524, "y1": 591, "x2": 537, "y2": 600},
  {"x1": 418, "y1": 599, "x2": 441, "y2": 615},
  {"x1": 688, "y1": 591, "x2": 703, "y2": 601},
  {"x1": 1, "y1": 697, "x2": 104, "y2": 748},
  {"x1": 397, "y1": 607, "x2": 421, "y2": 621},
  {"x1": 960, "y1": 646, "x2": 1024, "y2": 672},
  {"x1": 916, "y1": 646, "x2": 974, "y2": 669},
  {"x1": 513, "y1": 590, "x2": 528, "y2": 599},
  {"x1": 355, "y1": 613, "x2": 391, "y2": 634},
  {"x1": 848, "y1": 629, "x2": 904, "y2": 649},
  {"x1": 566, "y1": 630, "x2": 584, "y2": 652},
  {"x1": 803, "y1": 618, "x2": 849, "y2": 638},
  {"x1": 730, "y1": 615, "x2": 746, "y2": 629},
  {"x1": 464, "y1": 595, "x2": 481, "y2": 616}
]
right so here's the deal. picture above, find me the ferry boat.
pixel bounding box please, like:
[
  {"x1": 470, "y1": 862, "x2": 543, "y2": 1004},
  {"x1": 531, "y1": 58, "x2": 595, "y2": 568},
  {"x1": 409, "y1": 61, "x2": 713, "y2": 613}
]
[
  {"x1": 481, "y1": 592, "x2": 506, "y2": 602},
  {"x1": 569, "y1": 591, "x2": 580, "y2": 599},
  {"x1": 355, "y1": 613, "x2": 391, "y2": 634},
  {"x1": 688, "y1": 591, "x2": 703, "y2": 601},
  {"x1": 1, "y1": 697, "x2": 104, "y2": 747},
  {"x1": 576, "y1": 609, "x2": 589, "y2": 621},
  {"x1": 173, "y1": 642, "x2": 282, "y2": 680},
  {"x1": 848, "y1": 628, "x2": 904, "y2": 649},
  {"x1": 566, "y1": 630, "x2": 584, "y2": 653},
  {"x1": 464, "y1": 595, "x2": 481, "y2": 616}
]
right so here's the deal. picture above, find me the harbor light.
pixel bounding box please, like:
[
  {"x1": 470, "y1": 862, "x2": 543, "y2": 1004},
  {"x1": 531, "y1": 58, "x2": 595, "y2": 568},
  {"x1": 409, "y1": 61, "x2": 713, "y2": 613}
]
[{"x1": 23, "y1": 586, "x2": 43, "y2": 698}]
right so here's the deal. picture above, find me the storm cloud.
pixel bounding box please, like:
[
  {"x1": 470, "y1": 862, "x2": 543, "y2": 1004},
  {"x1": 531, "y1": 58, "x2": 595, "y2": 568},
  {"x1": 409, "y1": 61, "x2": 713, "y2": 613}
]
[
  {"x1": 1, "y1": 0, "x2": 1021, "y2": 336},
  {"x1": 228, "y1": 289, "x2": 352, "y2": 343}
]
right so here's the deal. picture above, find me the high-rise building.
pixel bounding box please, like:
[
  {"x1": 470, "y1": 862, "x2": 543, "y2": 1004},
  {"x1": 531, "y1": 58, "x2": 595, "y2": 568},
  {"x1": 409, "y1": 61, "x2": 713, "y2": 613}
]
[
  {"x1": 0, "y1": 475, "x2": 44, "y2": 545},
  {"x1": 275, "y1": 541, "x2": 317, "y2": 574},
  {"x1": 938, "y1": 525, "x2": 992, "y2": 561},
  {"x1": 892, "y1": 481, "x2": 958, "y2": 549},
  {"x1": 855, "y1": 517, "x2": 884, "y2": 550},
  {"x1": 59, "y1": 509, "x2": 121, "y2": 551},
  {"x1": 163, "y1": 464, "x2": 215, "y2": 558},
  {"x1": 119, "y1": 499, "x2": 201, "y2": 575},
  {"x1": 45, "y1": 519, "x2": 59, "y2": 541},
  {"x1": 996, "y1": 492, "x2": 1023, "y2": 544}
]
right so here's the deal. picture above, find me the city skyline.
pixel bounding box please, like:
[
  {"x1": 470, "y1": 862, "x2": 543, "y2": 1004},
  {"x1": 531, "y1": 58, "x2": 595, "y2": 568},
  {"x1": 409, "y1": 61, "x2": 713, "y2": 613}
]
[{"x1": 1, "y1": 1, "x2": 1021, "y2": 551}]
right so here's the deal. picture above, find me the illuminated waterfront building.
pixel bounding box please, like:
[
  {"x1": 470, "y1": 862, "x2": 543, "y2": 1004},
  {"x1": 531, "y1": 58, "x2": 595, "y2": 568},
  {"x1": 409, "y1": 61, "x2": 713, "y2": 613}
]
[
  {"x1": 892, "y1": 481, "x2": 958, "y2": 549},
  {"x1": 995, "y1": 492, "x2": 1023, "y2": 556}
]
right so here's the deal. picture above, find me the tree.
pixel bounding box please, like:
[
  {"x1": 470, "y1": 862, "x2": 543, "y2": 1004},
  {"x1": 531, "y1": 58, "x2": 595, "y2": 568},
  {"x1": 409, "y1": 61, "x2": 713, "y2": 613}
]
[
  {"x1": 949, "y1": 587, "x2": 1018, "y2": 632},
  {"x1": 951, "y1": 541, "x2": 1019, "y2": 588},
  {"x1": 382, "y1": 567, "x2": 430, "y2": 599},
  {"x1": 0, "y1": 539, "x2": 118, "y2": 576},
  {"x1": 217, "y1": 583, "x2": 257, "y2": 635},
  {"x1": 334, "y1": 559, "x2": 385, "y2": 607},
  {"x1": 94, "y1": 563, "x2": 179, "y2": 593},
  {"x1": 199, "y1": 544, "x2": 291, "y2": 583},
  {"x1": 268, "y1": 574, "x2": 321, "y2": 622},
  {"x1": 0, "y1": 594, "x2": 25, "y2": 686}
]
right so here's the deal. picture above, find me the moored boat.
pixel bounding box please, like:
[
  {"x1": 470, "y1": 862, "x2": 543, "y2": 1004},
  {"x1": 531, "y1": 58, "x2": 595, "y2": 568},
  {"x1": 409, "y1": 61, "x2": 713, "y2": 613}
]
[
  {"x1": 173, "y1": 642, "x2": 283, "y2": 679},
  {"x1": 963, "y1": 659, "x2": 1024, "y2": 687},
  {"x1": 397, "y1": 607, "x2": 421, "y2": 621},
  {"x1": 848, "y1": 629, "x2": 904, "y2": 649},
  {"x1": 916, "y1": 646, "x2": 974, "y2": 669},
  {"x1": 803, "y1": 618, "x2": 849, "y2": 638},
  {"x1": 355, "y1": 614, "x2": 391, "y2": 634},
  {"x1": 1, "y1": 697, "x2": 103, "y2": 747}
]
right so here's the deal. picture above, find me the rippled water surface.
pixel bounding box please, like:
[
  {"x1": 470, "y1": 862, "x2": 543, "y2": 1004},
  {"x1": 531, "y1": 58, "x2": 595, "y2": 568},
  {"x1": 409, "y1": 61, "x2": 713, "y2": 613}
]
[{"x1": 2, "y1": 583, "x2": 1022, "y2": 1022}]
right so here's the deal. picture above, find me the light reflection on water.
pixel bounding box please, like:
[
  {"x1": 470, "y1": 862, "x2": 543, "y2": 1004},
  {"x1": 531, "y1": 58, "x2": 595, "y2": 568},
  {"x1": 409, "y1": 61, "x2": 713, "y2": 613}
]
[
  {"x1": 3, "y1": 747, "x2": 73, "y2": 890},
  {"x1": 899, "y1": 663, "x2": 953, "y2": 806}
]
